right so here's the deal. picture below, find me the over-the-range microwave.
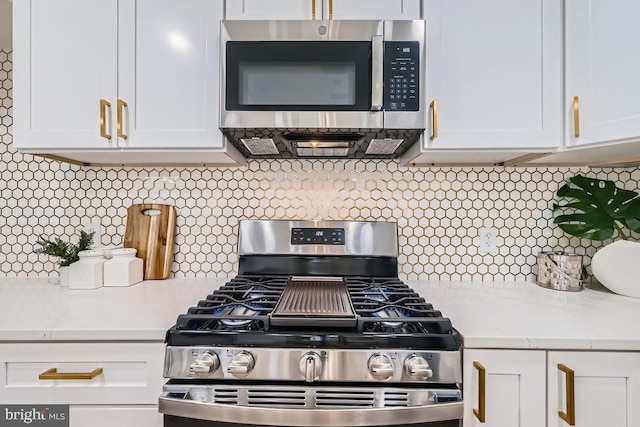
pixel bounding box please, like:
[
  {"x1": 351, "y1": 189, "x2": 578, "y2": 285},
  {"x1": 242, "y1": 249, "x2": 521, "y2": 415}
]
[{"x1": 220, "y1": 20, "x2": 426, "y2": 159}]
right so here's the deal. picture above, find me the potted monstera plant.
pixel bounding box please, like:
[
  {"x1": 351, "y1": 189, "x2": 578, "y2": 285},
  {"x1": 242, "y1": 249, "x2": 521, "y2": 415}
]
[
  {"x1": 33, "y1": 230, "x2": 95, "y2": 286},
  {"x1": 553, "y1": 174, "x2": 640, "y2": 297}
]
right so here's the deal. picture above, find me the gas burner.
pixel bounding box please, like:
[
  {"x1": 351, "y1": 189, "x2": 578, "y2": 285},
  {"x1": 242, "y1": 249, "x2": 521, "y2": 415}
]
[
  {"x1": 362, "y1": 287, "x2": 394, "y2": 301},
  {"x1": 372, "y1": 306, "x2": 410, "y2": 328},
  {"x1": 212, "y1": 304, "x2": 263, "y2": 327}
]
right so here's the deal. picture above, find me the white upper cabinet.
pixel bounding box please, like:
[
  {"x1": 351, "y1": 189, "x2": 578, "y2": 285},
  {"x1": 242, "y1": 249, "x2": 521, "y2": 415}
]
[
  {"x1": 118, "y1": 0, "x2": 223, "y2": 149},
  {"x1": 565, "y1": 0, "x2": 640, "y2": 147},
  {"x1": 14, "y1": 0, "x2": 230, "y2": 155},
  {"x1": 225, "y1": 0, "x2": 422, "y2": 20},
  {"x1": 421, "y1": 0, "x2": 563, "y2": 150},
  {"x1": 548, "y1": 352, "x2": 640, "y2": 427},
  {"x1": 463, "y1": 349, "x2": 546, "y2": 427},
  {"x1": 13, "y1": 0, "x2": 118, "y2": 149}
]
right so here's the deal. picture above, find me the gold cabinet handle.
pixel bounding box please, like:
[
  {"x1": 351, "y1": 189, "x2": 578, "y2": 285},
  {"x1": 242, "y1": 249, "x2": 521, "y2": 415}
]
[
  {"x1": 573, "y1": 96, "x2": 580, "y2": 137},
  {"x1": 558, "y1": 364, "x2": 576, "y2": 426},
  {"x1": 328, "y1": 0, "x2": 333, "y2": 20},
  {"x1": 39, "y1": 367, "x2": 103, "y2": 381},
  {"x1": 100, "y1": 99, "x2": 112, "y2": 140},
  {"x1": 311, "y1": 0, "x2": 316, "y2": 19},
  {"x1": 473, "y1": 361, "x2": 486, "y2": 422},
  {"x1": 117, "y1": 99, "x2": 128, "y2": 139},
  {"x1": 430, "y1": 100, "x2": 438, "y2": 140}
]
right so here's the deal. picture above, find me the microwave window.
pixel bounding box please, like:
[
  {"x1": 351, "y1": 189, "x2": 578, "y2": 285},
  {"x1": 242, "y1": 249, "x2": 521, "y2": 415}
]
[
  {"x1": 239, "y1": 62, "x2": 356, "y2": 106},
  {"x1": 225, "y1": 41, "x2": 371, "y2": 111}
]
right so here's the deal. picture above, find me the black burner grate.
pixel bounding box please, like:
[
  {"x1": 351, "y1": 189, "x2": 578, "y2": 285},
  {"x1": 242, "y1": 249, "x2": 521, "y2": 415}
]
[{"x1": 168, "y1": 275, "x2": 461, "y2": 350}]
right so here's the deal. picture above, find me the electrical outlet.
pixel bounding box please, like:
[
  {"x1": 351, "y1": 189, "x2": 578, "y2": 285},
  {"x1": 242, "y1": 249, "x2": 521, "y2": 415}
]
[
  {"x1": 82, "y1": 221, "x2": 103, "y2": 248},
  {"x1": 479, "y1": 228, "x2": 498, "y2": 254}
]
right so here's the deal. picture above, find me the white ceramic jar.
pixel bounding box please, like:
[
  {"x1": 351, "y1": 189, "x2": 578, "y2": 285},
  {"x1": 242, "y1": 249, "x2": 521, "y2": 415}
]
[
  {"x1": 103, "y1": 248, "x2": 144, "y2": 287},
  {"x1": 68, "y1": 250, "x2": 106, "y2": 290}
]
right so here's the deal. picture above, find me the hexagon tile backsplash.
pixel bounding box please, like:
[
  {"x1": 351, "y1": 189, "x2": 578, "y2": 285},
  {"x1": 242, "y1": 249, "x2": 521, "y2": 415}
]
[{"x1": 1, "y1": 49, "x2": 639, "y2": 281}]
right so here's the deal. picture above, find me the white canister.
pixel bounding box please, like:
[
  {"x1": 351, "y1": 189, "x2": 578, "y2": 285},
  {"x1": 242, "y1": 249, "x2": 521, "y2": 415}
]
[
  {"x1": 68, "y1": 250, "x2": 106, "y2": 290},
  {"x1": 103, "y1": 248, "x2": 144, "y2": 287}
]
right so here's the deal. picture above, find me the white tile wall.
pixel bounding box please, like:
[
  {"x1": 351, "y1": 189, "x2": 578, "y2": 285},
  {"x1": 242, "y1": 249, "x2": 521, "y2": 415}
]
[{"x1": 1, "y1": 50, "x2": 639, "y2": 281}]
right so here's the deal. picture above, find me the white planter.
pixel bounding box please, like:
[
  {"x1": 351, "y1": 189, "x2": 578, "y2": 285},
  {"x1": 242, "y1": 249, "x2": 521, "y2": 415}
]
[
  {"x1": 59, "y1": 265, "x2": 70, "y2": 287},
  {"x1": 591, "y1": 240, "x2": 640, "y2": 298}
]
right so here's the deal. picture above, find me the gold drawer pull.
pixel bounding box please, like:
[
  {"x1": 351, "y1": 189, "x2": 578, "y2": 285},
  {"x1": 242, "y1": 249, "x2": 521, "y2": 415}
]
[
  {"x1": 573, "y1": 96, "x2": 580, "y2": 137},
  {"x1": 558, "y1": 364, "x2": 576, "y2": 426},
  {"x1": 430, "y1": 100, "x2": 438, "y2": 140},
  {"x1": 473, "y1": 361, "x2": 486, "y2": 422},
  {"x1": 117, "y1": 99, "x2": 128, "y2": 139},
  {"x1": 39, "y1": 367, "x2": 103, "y2": 380},
  {"x1": 100, "y1": 99, "x2": 112, "y2": 140}
]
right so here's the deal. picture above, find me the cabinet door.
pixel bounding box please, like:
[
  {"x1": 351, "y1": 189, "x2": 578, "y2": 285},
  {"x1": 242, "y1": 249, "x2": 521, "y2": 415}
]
[
  {"x1": 424, "y1": 0, "x2": 562, "y2": 150},
  {"x1": 463, "y1": 349, "x2": 546, "y2": 427},
  {"x1": 327, "y1": 0, "x2": 421, "y2": 20},
  {"x1": 13, "y1": 0, "x2": 118, "y2": 149},
  {"x1": 565, "y1": 0, "x2": 640, "y2": 147},
  {"x1": 225, "y1": 0, "x2": 319, "y2": 20},
  {"x1": 225, "y1": 0, "x2": 420, "y2": 20},
  {"x1": 117, "y1": 0, "x2": 224, "y2": 149},
  {"x1": 548, "y1": 352, "x2": 640, "y2": 427}
]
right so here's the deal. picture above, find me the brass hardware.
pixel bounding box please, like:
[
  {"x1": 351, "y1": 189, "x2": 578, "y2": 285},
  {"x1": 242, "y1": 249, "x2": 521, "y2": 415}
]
[
  {"x1": 328, "y1": 0, "x2": 333, "y2": 20},
  {"x1": 573, "y1": 96, "x2": 580, "y2": 137},
  {"x1": 473, "y1": 361, "x2": 486, "y2": 422},
  {"x1": 311, "y1": 0, "x2": 316, "y2": 19},
  {"x1": 39, "y1": 367, "x2": 104, "y2": 380},
  {"x1": 558, "y1": 364, "x2": 576, "y2": 426},
  {"x1": 117, "y1": 99, "x2": 128, "y2": 139},
  {"x1": 430, "y1": 100, "x2": 438, "y2": 140},
  {"x1": 100, "y1": 99, "x2": 112, "y2": 140}
]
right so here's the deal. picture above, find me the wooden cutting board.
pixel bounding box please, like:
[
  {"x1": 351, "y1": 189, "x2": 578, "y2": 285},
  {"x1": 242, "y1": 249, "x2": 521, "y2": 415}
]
[{"x1": 123, "y1": 203, "x2": 176, "y2": 280}]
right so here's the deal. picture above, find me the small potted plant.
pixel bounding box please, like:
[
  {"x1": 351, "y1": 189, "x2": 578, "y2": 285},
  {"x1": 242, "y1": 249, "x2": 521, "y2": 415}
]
[
  {"x1": 553, "y1": 174, "x2": 640, "y2": 297},
  {"x1": 33, "y1": 230, "x2": 95, "y2": 286}
]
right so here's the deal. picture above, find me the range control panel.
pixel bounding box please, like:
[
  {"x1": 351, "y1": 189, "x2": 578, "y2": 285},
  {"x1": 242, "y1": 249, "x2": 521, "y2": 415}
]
[
  {"x1": 291, "y1": 228, "x2": 345, "y2": 245},
  {"x1": 384, "y1": 41, "x2": 420, "y2": 111}
]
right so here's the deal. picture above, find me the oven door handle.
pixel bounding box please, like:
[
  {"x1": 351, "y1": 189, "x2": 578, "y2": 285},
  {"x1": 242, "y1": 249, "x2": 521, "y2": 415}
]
[
  {"x1": 159, "y1": 393, "x2": 462, "y2": 427},
  {"x1": 371, "y1": 35, "x2": 384, "y2": 111}
]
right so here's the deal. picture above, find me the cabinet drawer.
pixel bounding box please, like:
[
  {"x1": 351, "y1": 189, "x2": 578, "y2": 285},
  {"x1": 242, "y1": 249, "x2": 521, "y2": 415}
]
[
  {"x1": 70, "y1": 405, "x2": 162, "y2": 427},
  {"x1": 0, "y1": 342, "x2": 165, "y2": 405}
]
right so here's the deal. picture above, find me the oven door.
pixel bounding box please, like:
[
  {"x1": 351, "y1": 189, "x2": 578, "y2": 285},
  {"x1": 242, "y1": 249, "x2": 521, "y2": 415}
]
[
  {"x1": 159, "y1": 383, "x2": 463, "y2": 427},
  {"x1": 220, "y1": 20, "x2": 384, "y2": 130}
]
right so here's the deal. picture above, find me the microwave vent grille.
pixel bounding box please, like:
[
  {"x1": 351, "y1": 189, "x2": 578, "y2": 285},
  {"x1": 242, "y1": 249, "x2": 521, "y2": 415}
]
[
  {"x1": 365, "y1": 139, "x2": 404, "y2": 155},
  {"x1": 240, "y1": 138, "x2": 280, "y2": 156}
]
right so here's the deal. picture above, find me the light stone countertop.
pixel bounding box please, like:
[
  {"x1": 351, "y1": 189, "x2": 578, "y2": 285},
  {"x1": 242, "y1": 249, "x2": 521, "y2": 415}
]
[{"x1": 1, "y1": 278, "x2": 639, "y2": 350}]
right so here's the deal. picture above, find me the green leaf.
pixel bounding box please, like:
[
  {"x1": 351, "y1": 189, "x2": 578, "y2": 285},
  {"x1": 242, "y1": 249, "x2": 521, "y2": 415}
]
[
  {"x1": 32, "y1": 230, "x2": 95, "y2": 267},
  {"x1": 553, "y1": 174, "x2": 640, "y2": 241}
]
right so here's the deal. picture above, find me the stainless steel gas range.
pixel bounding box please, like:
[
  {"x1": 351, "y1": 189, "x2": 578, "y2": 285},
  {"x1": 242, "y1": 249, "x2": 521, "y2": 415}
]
[{"x1": 159, "y1": 220, "x2": 463, "y2": 427}]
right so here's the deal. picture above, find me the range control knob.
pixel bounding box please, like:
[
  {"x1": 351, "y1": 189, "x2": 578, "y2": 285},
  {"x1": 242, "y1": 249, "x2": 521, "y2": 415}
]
[
  {"x1": 404, "y1": 355, "x2": 433, "y2": 379},
  {"x1": 189, "y1": 352, "x2": 220, "y2": 376},
  {"x1": 227, "y1": 351, "x2": 255, "y2": 377},
  {"x1": 368, "y1": 354, "x2": 394, "y2": 380},
  {"x1": 299, "y1": 352, "x2": 323, "y2": 383}
]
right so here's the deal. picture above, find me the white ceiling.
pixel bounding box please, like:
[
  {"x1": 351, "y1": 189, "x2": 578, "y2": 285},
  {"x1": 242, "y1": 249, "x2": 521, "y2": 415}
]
[{"x1": 0, "y1": 0, "x2": 12, "y2": 49}]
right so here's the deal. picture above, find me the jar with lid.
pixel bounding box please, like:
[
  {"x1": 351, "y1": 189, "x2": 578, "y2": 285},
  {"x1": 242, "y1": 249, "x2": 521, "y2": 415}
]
[
  {"x1": 103, "y1": 248, "x2": 144, "y2": 287},
  {"x1": 68, "y1": 250, "x2": 106, "y2": 290}
]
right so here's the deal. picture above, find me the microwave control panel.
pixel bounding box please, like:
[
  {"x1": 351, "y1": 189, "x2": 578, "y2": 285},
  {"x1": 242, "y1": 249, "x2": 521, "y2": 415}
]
[{"x1": 384, "y1": 41, "x2": 420, "y2": 111}]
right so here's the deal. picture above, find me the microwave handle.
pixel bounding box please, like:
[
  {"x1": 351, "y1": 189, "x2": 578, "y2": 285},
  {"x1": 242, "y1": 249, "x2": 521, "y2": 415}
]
[{"x1": 371, "y1": 35, "x2": 383, "y2": 111}]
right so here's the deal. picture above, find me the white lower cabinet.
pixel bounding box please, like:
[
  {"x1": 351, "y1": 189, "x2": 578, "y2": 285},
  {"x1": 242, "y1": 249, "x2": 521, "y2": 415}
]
[
  {"x1": 465, "y1": 349, "x2": 640, "y2": 427},
  {"x1": 0, "y1": 342, "x2": 165, "y2": 427},
  {"x1": 463, "y1": 349, "x2": 546, "y2": 427},
  {"x1": 548, "y1": 351, "x2": 640, "y2": 427},
  {"x1": 70, "y1": 406, "x2": 162, "y2": 427}
]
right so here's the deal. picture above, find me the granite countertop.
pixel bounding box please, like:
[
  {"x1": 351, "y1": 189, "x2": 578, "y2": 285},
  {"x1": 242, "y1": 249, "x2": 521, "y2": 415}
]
[{"x1": 1, "y1": 278, "x2": 640, "y2": 350}]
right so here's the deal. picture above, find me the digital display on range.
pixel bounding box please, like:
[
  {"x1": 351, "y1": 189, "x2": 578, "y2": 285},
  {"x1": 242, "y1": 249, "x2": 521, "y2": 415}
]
[{"x1": 291, "y1": 228, "x2": 345, "y2": 245}]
